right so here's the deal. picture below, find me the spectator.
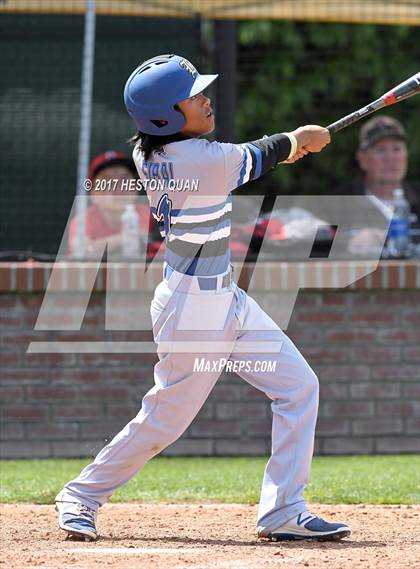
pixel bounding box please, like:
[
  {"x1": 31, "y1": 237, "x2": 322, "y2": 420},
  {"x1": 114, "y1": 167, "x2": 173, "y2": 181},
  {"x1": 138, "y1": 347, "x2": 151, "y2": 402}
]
[
  {"x1": 333, "y1": 115, "x2": 419, "y2": 253},
  {"x1": 68, "y1": 151, "x2": 159, "y2": 258}
]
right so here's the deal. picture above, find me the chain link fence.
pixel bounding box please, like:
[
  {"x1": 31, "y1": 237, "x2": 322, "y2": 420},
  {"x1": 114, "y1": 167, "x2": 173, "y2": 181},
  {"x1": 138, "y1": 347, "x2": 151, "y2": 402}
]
[{"x1": 1, "y1": 1, "x2": 419, "y2": 258}]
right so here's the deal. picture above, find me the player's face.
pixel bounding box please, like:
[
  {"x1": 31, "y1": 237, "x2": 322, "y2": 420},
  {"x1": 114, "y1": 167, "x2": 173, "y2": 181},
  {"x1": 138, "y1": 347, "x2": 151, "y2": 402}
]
[
  {"x1": 357, "y1": 137, "x2": 408, "y2": 185},
  {"x1": 177, "y1": 92, "x2": 214, "y2": 136}
]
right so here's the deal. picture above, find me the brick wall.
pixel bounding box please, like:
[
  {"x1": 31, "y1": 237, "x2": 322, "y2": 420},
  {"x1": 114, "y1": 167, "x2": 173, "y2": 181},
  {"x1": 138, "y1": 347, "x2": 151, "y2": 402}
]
[{"x1": 0, "y1": 261, "x2": 419, "y2": 458}]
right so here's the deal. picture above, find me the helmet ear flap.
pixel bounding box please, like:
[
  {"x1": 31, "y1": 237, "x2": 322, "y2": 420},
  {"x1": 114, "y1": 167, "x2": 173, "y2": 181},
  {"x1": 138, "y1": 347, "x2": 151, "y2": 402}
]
[{"x1": 149, "y1": 104, "x2": 184, "y2": 131}]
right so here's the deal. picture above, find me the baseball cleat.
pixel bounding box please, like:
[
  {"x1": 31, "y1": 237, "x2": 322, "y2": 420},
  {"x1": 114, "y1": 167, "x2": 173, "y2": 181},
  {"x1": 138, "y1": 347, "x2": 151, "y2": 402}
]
[
  {"x1": 56, "y1": 501, "x2": 98, "y2": 541},
  {"x1": 258, "y1": 511, "x2": 351, "y2": 542}
]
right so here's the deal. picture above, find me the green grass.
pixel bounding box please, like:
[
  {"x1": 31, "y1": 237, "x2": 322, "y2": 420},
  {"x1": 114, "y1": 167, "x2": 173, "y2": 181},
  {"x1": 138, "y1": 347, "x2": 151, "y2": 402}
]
[{"x1": 0, "y1": 455, "x2": 419, "y2": 505}]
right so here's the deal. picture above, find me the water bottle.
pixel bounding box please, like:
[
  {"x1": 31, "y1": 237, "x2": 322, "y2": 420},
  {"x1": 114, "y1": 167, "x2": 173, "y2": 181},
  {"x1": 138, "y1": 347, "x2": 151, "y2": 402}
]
[
  {"x1": 121, "y1": 204, "x2": 141, "y2": 259},
  {"x1": 386, "y1": 188, "x2": 411, "y2": 258}
]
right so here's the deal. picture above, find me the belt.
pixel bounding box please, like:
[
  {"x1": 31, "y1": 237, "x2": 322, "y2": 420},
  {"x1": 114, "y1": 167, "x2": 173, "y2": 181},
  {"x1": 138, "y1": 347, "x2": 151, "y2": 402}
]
[{"x1": 163, "y1": 264, "x2": 233, "y2": 292}]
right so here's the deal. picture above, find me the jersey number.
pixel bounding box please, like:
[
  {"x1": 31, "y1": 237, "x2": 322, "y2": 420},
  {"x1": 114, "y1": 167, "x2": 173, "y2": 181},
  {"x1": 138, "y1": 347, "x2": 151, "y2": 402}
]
[{"x1": 156, "y1": 194, "x2": 173, "y2": 236}]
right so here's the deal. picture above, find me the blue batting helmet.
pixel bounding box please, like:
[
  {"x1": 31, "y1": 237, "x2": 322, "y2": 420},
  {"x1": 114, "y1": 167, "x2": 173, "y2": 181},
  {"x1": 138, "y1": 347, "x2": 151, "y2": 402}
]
[{"x1": 124, "y1": 54, "x2": 218, "y2": 136}]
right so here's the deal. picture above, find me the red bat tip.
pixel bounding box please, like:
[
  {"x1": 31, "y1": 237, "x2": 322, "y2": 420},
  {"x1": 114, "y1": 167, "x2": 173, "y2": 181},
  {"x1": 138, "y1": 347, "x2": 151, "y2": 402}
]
[{"x1": 384, "y1": 92, "x2": 397, "y2": 105}]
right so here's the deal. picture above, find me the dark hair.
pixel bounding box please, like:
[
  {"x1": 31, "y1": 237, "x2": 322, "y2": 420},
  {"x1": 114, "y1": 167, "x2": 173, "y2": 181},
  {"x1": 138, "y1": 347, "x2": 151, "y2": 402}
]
[{"x1": 127, "y1": 131, "x2": 186, "y2": 161}]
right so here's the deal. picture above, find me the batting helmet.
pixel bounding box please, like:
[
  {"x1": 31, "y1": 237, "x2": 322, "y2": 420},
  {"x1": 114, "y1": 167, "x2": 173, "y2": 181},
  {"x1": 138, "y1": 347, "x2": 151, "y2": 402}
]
[{"x1": 124, "y1": 54, "x2": 218, "y2": 136}]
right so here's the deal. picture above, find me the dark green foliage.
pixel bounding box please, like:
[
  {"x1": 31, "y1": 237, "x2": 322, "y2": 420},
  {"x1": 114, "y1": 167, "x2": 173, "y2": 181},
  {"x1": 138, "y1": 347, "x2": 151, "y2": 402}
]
[{"x1": 236, "y1": 21, "x2": 420, "y2": 198}]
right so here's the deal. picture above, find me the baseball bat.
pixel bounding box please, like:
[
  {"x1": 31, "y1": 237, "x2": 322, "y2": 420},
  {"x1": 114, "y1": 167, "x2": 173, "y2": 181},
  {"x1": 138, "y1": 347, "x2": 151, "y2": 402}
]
[{"x1": 327, "y1": 72, "x2": 420, "y2": 134}]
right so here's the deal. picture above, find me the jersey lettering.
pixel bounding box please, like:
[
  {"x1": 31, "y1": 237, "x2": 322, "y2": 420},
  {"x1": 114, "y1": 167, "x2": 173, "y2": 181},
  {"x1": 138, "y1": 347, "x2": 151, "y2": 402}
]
[{"x1": 142, "y1": 160, "x2": 175, "y2": 180}]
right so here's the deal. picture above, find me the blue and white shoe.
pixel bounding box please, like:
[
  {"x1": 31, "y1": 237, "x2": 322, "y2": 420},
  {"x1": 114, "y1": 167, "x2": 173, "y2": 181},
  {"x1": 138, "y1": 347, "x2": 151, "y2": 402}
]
[
  {"x1": 56, "y1": 501, "x2": 98, "y2": 541},
  {"x1": 258, "y1": 511, "x2": 351, "y2": 541}
]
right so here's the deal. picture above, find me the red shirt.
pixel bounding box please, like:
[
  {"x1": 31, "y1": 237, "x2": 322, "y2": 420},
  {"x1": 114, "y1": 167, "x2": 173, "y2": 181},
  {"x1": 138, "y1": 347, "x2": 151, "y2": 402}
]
[{"x1": 68, "y1": 204, "x2": 151, "y2": 254}]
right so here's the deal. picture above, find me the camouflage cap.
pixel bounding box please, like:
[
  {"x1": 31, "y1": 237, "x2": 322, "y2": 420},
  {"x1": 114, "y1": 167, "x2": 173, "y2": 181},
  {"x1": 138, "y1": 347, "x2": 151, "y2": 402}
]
[{"x1": 359, "y1": 115, "x2": 406, "y2": 150}]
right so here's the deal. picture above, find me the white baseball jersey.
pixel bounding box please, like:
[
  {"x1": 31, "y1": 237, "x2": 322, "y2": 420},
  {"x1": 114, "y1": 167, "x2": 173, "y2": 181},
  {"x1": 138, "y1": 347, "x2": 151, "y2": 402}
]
[{"x1": 133, "y1": 135, "x2": 294, "y2": 275}]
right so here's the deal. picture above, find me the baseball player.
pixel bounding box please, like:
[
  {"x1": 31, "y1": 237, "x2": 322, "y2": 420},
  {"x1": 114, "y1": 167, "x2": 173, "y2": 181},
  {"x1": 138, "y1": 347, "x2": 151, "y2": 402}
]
[{"x1": 55, "y1": 54, "x2": 351, "y2": 542}]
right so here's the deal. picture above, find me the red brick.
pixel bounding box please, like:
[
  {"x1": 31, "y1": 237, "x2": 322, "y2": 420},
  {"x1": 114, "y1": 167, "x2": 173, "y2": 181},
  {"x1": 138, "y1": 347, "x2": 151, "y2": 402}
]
[
  {"x1": 0, "y1": 441, "x2": 50, "y2": 458},
  {"x1": 105, "y1": 404, "x2": 139, "y2": 418},
  {"x1": 190, "y1": 420, "x2": 241, "y2": 438},
  {"x1": 401, "y1": 311, "x2": 420, "y2": 325},
  {"x1": 215, "y1": 402, "x2": 267, "y2": 420},
  {"x1": 26, "y1": 422, "x2": 79, "y2": 440},
  {"x1": 0, "y1": 296, "x2": 19, "y2": 309},
  {"x1": 376, "y1": 401, "x2": 419, "y2": 417},
  {"x1": 294, "y1": 293, "x2": 320, "y2": 307},
  {"x1": 0, "y1": 386, "x2": 24, "y2": 402},
  {"x1": 350, "y1": 383, "x2": 401, "y2": 399},
  {"x1": 353, "y1": 418, "x2": 403, "y2": 435},
  {"x1": 316, "y1": 418, "x2": 349, "y2": 436},
  {"x1": 103, "y1": 368, "x2": 152, "y2": 385},
  {"x1": 403, "y1": 346, "x2": 420, "y2": 362},
  {"x1": 26, "y1": 386, "x2": 79, "y2": 402},
  {"x1": 325, "y1": 331, "x2": 375, "y2": 344},
  {"x1": 243, "y1": 419, "x2": 273, "y2": 437},
  {"x1": 372, "y1": 365, "x2": 419, "y2": 381},
  {"x1": 0, "y1": 267, "x2": 12, "y2": 292},
  {"x1": 387, "y1": 265, "x2": 400, "y2": 288},
  {"x1": 377, "y1": 329, "x2": 420, "y2": 345},
  {"x1": 0, "y1": 405, "x2": 49, "y2": 420},
  {"x1": 81, "y1": 314, "x2": 101, "y2": 328},
  {"x1": 351, "y1": 346, "x2": 400, "y2": 364},
  {"x1": 20, "y1": 296, "x2": 43, "y2": 309},
  {"x1": 0, "y1": 423, "x2": 25, "y2": 439},
  {"x1": 214, "y1": 439, "x2": 268, "y2": 455},
  {"x1": 212, "y1": 383, "x2": 242, "y2": 400},
  {"x1": 0, "y1": 369, "x2": 49, "y2": 383},
  {"x1": 80, "y1": 386, "x2": 131, "y2": 401},
  {"x1": 403, "y1": 384, "x2": 420, "y2": 398},
  {"x1": 350, "y1": 311, "x2": 396, "y2": 324},
  {"x1": 372, "y1": 291, "x2": 420, "y2": 306},
  {"x1": 376, "y1": 437, "x2": 420, "y2": 453},
  {"x1": 23, "y1": 314, "x2": 39, "y2": 328},
  {"x1": 51, "y1": 441, "x2": 99, "y2": 458},
  {"x1": 1, "y1": 332, "x2": 50, "y2": 348},
  {"x1": 50, "y1": 332, "x2": 100, "y2": 342},
  {"x1": 296, "y1": 311, "x2": 345, "y2": 323},
  {"x1": 324, "y1": 401, "x2": 374, "y2": 418},
  {"x1": 164, "y1": 438, "x2": 214, "y2": 456},
  {"x1": 80, "y1": 421, "x2": 124, "y2": 439},
  {"x1": 53, "y1": 403, "x2": 104, "y2": 420},
  {"x1": 302, "y1": 347, "x2": 348, "y2": 364},
  {"x1": 32, "y1": 267, "x2": 48, "y2": 291},
  {"x1": 314, "y1": 365, "x2": 371, "y2": 382},
  {"x1": 0, "y1": 353, "x2": 20, "y2": 366},
  {"x1": 195, "y1": 403, "x2": 214, "y2": 420},
  {"x1": 322, "y1": 437, "x2": 374, "y2": 455},
  {"x1": 23, "y1": 353, "x2": 77, "y2": 367},
  {"x1": 0, "y1": 316, "x2": 22, "y2": 329},
  {"x1": 287, "y1": 329, "x2": 324, "y2": 344},
  {"x1": 77, "y1": 354, "x2": 106, "y2": 366},
  {"x1": 50, "y1": 369, "x2": 101, "y2": 383},
  {"x1": 320, "y1": 293, "x2": 349, "y2": 306},
  {"x1": 319, "y1": 383, "x2": 348, "y2": 399},
  {"x1": 16, "y1": 267, "x2": 29, "y2": 291},
  {"x1": 406, "y1": 418, "x2": 420, "y2": 434}
]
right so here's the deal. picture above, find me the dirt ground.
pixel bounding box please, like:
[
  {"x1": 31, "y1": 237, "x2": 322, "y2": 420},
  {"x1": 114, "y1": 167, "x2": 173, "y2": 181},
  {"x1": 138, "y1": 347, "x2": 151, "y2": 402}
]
[{"x1": 1, "y1": 503, "x2": 419, "y2": 569}]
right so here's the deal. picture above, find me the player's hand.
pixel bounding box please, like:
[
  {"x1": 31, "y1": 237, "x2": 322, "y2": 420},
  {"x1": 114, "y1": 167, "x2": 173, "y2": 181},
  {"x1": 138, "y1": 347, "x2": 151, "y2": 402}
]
[
  {"x1": 284, "y1": 148, "x2": 309, "y2": 164},
  {"x1": 292, "y1": 125, "x2": 331, "y2": 153}
]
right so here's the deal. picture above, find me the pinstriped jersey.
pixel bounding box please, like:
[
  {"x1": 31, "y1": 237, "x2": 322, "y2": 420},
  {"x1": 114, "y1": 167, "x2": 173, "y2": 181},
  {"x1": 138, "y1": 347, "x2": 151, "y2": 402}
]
[{"x1": 132, "y1": 136, "x2": 291, "y2": 276}]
